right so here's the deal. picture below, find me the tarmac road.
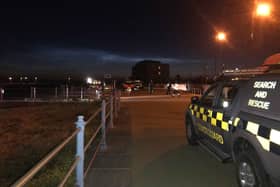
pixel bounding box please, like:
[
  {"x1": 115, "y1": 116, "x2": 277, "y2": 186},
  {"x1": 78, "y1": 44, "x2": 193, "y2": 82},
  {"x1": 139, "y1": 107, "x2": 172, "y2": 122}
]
[
  {"x1": 86, "y1": 95, "x2": 238, "y2": 187},
  {"x1": 126, "y1": 95, "x2": 237, "y2": 187}
]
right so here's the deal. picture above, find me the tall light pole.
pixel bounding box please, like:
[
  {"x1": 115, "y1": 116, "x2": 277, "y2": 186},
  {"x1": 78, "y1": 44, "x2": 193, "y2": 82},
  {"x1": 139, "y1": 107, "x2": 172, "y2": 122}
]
[
  {"x1": 251, "y1": 2, "x2": 272, "y2": 40},
  {"x1": 216, "y1": 32, "x2": 227, "y2": 42},
  {"x1": 215, "y1": 31, "x2": 227, "y2": 76},
  {"x1": 256, "y1": 2, "x2": 271, "y2": 17}
]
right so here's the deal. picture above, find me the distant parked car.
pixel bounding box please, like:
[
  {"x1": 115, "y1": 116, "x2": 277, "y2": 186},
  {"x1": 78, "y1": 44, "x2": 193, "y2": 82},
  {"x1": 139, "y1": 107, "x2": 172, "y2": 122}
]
[{"x1": 122, "y1": 80, "x2": 143, "y2": 91}]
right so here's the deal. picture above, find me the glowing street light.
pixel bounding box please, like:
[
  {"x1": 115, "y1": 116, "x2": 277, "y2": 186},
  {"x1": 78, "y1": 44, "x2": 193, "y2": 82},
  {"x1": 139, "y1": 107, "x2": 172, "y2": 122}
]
[
  {"x1": 214, "y1": 31, "x2": 227, "y2": 76},
  {"x1": 216, "y1": 32, "x2": 227, "y2": 42},
  {"x1": 86, "y1": 77, "x2": 93, "y2": 84},
  {"x1": 256, "y1": 2, "x2": 271, "y2": 17},
  {"x1": 250, "y1": 2, "x2": 272, "y2": 40}
]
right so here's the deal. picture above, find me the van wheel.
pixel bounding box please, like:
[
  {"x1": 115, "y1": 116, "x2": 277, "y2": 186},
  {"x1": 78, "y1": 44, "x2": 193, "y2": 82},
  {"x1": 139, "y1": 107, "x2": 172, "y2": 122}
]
[
  {"x1": 185, "y1": 116, "x2": 197, "y2": 145},
  {"x1": 236, "y1": 147, "x2": 269, "y2": 187}
]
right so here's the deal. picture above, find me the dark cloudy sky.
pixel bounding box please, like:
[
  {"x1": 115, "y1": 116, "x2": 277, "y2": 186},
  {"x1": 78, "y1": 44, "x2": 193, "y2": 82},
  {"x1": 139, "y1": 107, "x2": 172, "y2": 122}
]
[{"x1": 0, "y1": 0, "x2": 279, "y2": 79}]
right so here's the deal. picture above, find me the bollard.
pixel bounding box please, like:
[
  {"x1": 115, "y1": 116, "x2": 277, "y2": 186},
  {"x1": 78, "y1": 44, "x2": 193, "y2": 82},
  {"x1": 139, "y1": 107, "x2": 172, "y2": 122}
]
[
  {"x1": 100, "y1": 100, "x2": 107, "y2": 151},
  {"x1": 75, "y1": 115, "x2": 85, "y2": 187},
  {"x1": 110, "y1": 95, "x2": 114, "y2": 128}
]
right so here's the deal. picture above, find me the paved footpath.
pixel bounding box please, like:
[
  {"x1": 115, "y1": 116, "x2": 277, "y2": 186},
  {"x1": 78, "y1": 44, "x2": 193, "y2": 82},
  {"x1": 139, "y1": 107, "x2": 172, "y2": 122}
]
[{"x1": 85, "y1": 96, "x2": 237, "y2": 187}]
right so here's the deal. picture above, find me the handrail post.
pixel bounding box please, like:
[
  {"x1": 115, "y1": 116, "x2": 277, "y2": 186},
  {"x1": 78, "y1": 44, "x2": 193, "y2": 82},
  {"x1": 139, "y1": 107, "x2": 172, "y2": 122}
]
[
  {"x1": 114, "y1": 90, "x2": 118, "y2": 119},
  {"x1": 30, "y1": 87, "x2": 33, "y2": 99},
  {"x1": 75, "y1": 115, "x2": 85, "y2": 187},
  {"x1": 100, "y1": 99, "x2": 107, "y2": 151},
  {"x1": 0, "y1": 88, "x2": 3, "y2": 101},
  {"x1": 117, "y1": 90, "x2": 121, "y2": 112},
  {"x1": 66, "y1": 86, "x2": 69, "y2": 101},
  {"x1": 55, "y1": 87, "x2": 58, "y2": 99},
  {"x1": 34, "y1": 87, "x2": 36, "y2": 101},
  {"x1": 80, "y1": 87, "x2": 83, "y2": 100},
  {"x1": 110, "y1": 95, "x2": 114, "y2": 128}
]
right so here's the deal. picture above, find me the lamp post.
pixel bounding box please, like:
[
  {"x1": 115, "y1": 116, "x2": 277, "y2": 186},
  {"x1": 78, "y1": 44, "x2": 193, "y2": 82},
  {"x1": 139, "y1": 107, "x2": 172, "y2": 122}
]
[
  {"x1": 251, "y1": 2, "x2": 272, "y2": 40},
  {"x1": 256, "y1": 2, "x2": 271, "y2": 17},
  {"x1": 216, "y1": 32, "x2": 227, "y2": 42},
  {"x1": 214, "y1": 31, "x2": 227, "y2": 76}
]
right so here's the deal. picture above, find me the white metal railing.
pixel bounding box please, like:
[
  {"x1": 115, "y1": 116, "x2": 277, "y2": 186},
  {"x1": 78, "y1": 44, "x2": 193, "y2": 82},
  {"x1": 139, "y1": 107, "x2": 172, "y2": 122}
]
[
  {"x1": 11, "y1": 91, "x2": 121, "y2": 187},
  {"x1": 0, "y1": 86, "x2": 102, "y2": 102},
  {"x1": 191, "y1": 88, "x2": 202, "y2": 95}
]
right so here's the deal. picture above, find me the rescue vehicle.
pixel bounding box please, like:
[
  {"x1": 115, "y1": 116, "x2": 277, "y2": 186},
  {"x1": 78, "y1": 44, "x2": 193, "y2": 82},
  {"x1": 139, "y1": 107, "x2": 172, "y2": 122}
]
[{"x1": 185, "y1": 54, "x2": 280, "y2": 187}]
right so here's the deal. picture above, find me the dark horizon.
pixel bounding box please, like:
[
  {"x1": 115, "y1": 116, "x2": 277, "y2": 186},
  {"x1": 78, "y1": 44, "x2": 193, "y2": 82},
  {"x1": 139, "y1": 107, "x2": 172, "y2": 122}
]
[{"x1": 0, "y1": 0, "x2": 279, "y2": 78}]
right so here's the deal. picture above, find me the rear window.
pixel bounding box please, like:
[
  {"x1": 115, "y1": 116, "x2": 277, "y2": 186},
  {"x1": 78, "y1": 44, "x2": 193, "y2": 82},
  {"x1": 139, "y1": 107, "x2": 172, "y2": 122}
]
[{"x1": 240, "y1": 74, "x2": 280, "y2": 120}]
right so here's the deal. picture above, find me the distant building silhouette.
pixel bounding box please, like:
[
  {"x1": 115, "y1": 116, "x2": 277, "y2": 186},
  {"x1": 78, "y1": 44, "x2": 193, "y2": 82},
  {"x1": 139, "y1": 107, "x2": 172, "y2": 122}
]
[{"x1": 132, "y1": 60, "x2": 169, "y2": 83}]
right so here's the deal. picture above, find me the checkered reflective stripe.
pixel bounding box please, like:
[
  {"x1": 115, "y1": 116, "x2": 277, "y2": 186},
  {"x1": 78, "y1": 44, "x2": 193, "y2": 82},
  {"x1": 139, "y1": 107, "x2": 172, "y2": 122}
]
[
  {"x1": 189, "y1": 104, "x2": 231, "y2": 132},
  {"x1": 233, "y1": 118, "x2": 280, "y2": 156},
  {"x1": 189, "y1": 104, "x2": 280, "y2": 156}
]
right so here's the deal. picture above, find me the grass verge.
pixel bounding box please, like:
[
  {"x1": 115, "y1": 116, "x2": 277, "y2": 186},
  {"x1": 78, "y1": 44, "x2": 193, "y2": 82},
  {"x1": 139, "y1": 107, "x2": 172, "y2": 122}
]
[{"x1": 0, "y1": 102, "x2": 101, "y2": 186}]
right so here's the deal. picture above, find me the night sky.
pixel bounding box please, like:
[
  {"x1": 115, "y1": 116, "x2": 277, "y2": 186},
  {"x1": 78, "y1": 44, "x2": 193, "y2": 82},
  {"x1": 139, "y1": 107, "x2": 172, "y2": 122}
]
[{"x1": 0, "y1": 0, "x2": 279, "y2": 79}]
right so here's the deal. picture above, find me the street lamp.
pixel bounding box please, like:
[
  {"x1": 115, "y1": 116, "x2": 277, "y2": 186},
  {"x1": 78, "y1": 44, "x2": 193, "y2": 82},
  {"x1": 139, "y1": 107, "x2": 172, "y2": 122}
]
[
  {"x1": 256, "y1": 2, "x2": 271, "y2": 17},
  {"x1": 214, "y1": 31, "x2": 227, "y2": 76},
  {"x1": 251, "y1": 2, "x2": 272, "y2": 40},
  {"x1": 86, "y1": 77, "x2": 93, "y2": 84},
  {"x1": 216, "y1": 32, "x2": 227, "y2": 42}
]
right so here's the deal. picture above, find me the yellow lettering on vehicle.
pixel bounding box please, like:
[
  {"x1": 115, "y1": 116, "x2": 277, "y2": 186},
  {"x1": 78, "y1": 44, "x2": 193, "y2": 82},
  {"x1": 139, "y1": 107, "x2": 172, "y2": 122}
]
[{"x1": 197, "y1": 123, "x2": 224, "y2": 144}]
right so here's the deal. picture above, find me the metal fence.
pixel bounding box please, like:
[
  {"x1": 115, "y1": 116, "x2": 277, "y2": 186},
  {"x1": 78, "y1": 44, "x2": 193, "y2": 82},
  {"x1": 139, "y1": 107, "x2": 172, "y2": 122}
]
[
  {"x1": 11, "y1": 91, "x2": 121, "y2": 187},
  {"x1": 191, "y1": 88, "x2": 203, "y2": 95},
  {"x1": 0, "y1": 86, "x2": 102, "y2": 101}
]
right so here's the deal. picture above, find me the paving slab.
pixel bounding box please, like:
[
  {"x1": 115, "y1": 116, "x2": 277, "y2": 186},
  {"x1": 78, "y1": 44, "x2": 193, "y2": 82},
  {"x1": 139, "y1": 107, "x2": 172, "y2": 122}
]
[
  {"x1": 85, "y1": 97, "x2": 237, "y2": 187},
  {"x1": 85, "y1": 169, "x2": 131, "y2": 187},
  {"x1": 85, "y1": 107, "x2": 132, "y2": 187}
]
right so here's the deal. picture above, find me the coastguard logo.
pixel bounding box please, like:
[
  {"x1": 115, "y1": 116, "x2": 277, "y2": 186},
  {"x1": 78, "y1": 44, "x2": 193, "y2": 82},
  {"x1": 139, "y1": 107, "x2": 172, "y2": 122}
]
[{"x1": 197, "y1": 123, "x2": 224, "y2": 144}]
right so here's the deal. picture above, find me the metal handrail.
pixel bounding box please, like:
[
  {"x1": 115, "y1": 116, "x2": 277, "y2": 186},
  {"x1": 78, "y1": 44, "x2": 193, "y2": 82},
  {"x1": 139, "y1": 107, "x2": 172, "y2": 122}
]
[
  {"x1": 191, "y1": 88, "x2": 202, "y2": 95},
  {"x1": 12, "y1": 128, "x2": 80, "y2": 187},
  {"x1": 58, "y1": 156, "x2": 80, "y2": 187},
  {"x1": 105, "y1": 111, "x2": 110, "y2": 119},
  {"x1": 85, "y1": 108, "x2": 102, "y2": 126},
  {"x1": 84, "y1": 124, "x2": 102, "y2": 152},
  {"x1": 11, "y1": 93, "x2": 120, "y2": 187},
  {"x1": 105, "y1": 102, "x2": 110, "y2": 109},
  {"x1": 84, "y1": 141, "x2": 102, "y2": 178}
]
